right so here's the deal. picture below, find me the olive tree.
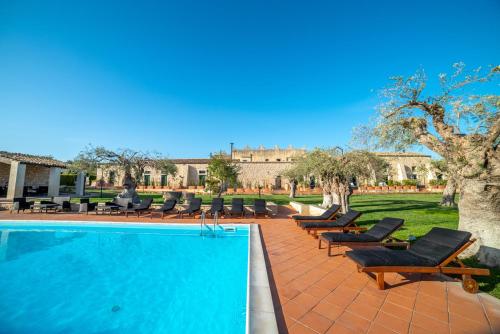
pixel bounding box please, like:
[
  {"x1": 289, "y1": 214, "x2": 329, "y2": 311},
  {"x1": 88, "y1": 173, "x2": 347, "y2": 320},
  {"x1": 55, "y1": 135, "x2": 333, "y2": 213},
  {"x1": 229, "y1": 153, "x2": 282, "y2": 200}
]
[
  {"x1": 74, "y1": 145, "x2": 175, "y2": 203},
  {"x1": 206, "y1": 153, "x2": 240, "y2": 197},
  {"x1": 354, "y1": 63, "x2": 499, "y2": 266},
  {"x1": 431, "y1": 159, "x2": 457, "y2": 207},
  {"x1": 286, "y1": 148, "x2": 388, "y2": 213}
]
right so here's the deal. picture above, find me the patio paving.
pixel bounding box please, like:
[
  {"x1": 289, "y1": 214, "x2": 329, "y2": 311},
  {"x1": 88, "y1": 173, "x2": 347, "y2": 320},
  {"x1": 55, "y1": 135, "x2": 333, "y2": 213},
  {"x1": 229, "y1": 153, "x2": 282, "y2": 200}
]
[{"x1": 0, "y1": 208, "x2": 498, "y2": 333}]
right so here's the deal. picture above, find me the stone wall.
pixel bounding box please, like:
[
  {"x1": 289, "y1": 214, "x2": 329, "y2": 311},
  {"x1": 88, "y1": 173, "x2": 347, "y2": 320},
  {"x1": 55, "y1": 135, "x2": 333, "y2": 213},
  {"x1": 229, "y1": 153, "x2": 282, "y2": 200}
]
[
  {"x1": 24, "y1": 165, "x2": 50, "y2": 187},
  {"x1": 236, "y1": 162, "x2": 293, "y2": 189},
  {"x1": 233, "y1": 146, "x2": 306, "y2": 162}
]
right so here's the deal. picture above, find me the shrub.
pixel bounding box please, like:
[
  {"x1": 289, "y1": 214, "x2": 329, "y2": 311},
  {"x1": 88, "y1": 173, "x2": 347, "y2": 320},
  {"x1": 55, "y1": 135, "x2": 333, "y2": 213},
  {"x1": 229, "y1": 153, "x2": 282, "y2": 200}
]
[
  {"x1": 387, "y1": 180, "x2": 401, "y2": 186},
  {"x1": 60, "y1": 174, "x2": 77, "y2": 186},
  {"x1": 402, "y1": 179, "x2": 418, "y2": 186},
  {"x1": 429, "y1": 179, "x2": 447, "y2": 186}
]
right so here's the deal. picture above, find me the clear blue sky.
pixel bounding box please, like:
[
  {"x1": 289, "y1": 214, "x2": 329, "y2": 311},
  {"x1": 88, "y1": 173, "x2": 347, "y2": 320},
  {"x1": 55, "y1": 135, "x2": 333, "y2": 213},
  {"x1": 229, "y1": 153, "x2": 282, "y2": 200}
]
[{"x1": 1, "y1": 0, "x2": 499, "y2": 161}]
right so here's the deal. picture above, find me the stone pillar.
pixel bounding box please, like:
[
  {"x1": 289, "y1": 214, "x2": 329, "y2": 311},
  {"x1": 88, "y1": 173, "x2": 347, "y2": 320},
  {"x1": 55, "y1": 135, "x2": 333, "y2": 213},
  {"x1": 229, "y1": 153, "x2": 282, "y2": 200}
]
[
  {"x1": 396, "y1": 163, "x2": 407, "y2": 181},
  {"x1": 75, "y1": 171, "x2": 85, "y2": 196},
  {"x1": 48, "y1": 167, "x2": 61, "y2": 197},
  {"x1": 6, "y1": 161, "x2": 26, "y2": 200},
  {"x1": 182, "y1": 165, "x2": 189, "y2": 188}
]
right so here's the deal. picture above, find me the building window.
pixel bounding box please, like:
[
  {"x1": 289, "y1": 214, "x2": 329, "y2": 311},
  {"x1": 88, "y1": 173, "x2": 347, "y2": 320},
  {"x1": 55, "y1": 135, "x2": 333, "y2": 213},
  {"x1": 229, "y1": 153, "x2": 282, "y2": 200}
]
[
  {"x1": 160, "y1": 174, "x2": 167, "y2": 187},
  {"x1": 143, "y1": 171, "x2": 151, "y2": 186},
  {"x1": 265, "y1": 159, "x2": 269, "y2": 162},
  {"x1": 276, "y1": 159, "x2": 281, "y2": 162}
]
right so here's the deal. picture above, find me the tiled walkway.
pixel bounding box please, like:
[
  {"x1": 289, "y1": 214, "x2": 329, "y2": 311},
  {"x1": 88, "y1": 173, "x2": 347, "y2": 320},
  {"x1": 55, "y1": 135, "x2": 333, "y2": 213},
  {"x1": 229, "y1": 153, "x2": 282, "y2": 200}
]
[{"x1": 1, "y1": 209, "x2": 498, "y2": 333}]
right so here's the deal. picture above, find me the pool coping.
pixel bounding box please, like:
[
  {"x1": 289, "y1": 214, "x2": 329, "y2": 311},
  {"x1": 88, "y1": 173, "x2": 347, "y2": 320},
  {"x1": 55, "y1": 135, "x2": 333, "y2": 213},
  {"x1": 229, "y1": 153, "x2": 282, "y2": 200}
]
[
  {"x1": 0, "y1": 220, "x2": 278, "y2": 333},
  {"x1": 247, "y1": 224, "x2": 279, "y2": 334}
]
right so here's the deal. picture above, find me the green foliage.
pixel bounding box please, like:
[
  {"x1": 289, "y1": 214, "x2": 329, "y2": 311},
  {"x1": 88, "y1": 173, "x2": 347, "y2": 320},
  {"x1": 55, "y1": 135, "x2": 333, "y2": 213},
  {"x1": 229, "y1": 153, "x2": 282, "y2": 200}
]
[
  {"x1": 206, "y1": 153, "x2": 240, "y2": 196},
  {"x1": 401, "y1": 179, "x2": 417, "y2": 186},
  {"x1": 155, "y1": 159, "x2": 177, "y2": 177},
  {"x1": 60, "y1": 174, "x2": 77, "y2": 186},
  {"x1": 429, "y1": 179, "x2": 447, "y2": 186},
  {"x1": 387, "y1": 180, "x2": 401, "y2": 186}
]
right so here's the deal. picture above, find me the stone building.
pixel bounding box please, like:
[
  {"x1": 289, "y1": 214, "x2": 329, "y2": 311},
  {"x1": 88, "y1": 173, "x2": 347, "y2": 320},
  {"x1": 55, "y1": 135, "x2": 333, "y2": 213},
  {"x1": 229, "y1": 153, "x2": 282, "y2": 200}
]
[
  {"x1": 97, "y1": 146, "x2": 435, "y2": 190},
  {"x1": 0, "y1": 151, "x2": 69, "y2": 199}
]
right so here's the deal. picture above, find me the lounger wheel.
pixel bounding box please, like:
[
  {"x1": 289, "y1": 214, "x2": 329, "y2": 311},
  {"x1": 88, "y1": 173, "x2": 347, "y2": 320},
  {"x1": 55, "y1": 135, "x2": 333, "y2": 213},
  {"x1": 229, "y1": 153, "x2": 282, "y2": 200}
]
[{"x1": 462, "y1": 276, "x2": 478, "y2": 294}]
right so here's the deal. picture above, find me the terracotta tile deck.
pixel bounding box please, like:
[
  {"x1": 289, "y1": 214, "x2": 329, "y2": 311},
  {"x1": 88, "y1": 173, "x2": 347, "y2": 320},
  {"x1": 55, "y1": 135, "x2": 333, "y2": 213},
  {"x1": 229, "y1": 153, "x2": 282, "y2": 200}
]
[{"x1": 1, "y1": 208, "x2": 499, "y2": 334}]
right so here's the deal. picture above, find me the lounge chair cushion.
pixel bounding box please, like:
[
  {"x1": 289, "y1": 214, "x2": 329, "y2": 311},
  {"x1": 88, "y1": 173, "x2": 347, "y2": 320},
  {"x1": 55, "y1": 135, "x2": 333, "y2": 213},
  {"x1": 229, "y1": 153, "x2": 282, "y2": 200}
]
[
  {"x1": 301, "y1": 210, "x2": 361, "y2": 229},
  {"x1": 407, "y1": 227, "x2": 472, "y2": 265},
  {"x1": 321, "y1": 232, "x2": 380, "y2": 243},
  {"x1": 158, "y1": 200, "x2": 177, "y2": 211},
  {"x1": 346, "y1": 248, "x2": 437, "y2": 267},
  {"x1": 363, "y1": 217, "x2": 404, "y2": 240},
  {"x1": 254, "y1": 199, "x2": 267, "y2": 214},
  {"x1": 293, "y1": 204, "x2": 341, "y2": 221},
  {"x1": 321, "y1": 217, "x2": 404, "y2": 243}
]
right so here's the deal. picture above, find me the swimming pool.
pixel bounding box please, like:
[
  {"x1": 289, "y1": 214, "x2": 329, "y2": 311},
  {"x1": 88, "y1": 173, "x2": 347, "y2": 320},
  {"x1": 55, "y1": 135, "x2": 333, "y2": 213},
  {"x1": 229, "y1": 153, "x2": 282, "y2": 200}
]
[{"x1": 0, "y1": 221, "x2": 264, "y2": 333}]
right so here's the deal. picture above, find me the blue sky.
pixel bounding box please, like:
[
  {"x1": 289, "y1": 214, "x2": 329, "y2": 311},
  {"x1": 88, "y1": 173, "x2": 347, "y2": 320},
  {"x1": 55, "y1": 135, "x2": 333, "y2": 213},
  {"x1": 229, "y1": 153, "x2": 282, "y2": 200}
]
[{"x1": 1, "y1": 0, "x2": 499, "y2": 161}]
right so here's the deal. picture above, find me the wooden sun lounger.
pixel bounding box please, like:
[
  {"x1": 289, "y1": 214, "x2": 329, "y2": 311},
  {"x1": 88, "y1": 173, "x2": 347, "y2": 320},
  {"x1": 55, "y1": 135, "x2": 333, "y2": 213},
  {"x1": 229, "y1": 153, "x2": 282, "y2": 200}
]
[
  {"x1": 346, "y1": 227, "x2": 490, "y2": 293},
  {"x1": 293, "y1": 204, "x2": 341, "y2": 226},
  {"x1": 318, "y1": 217, "x2": 406, "y2": 256},
  {"x1": 301, "y1": 210, "x2": 363, "y2": 238}
]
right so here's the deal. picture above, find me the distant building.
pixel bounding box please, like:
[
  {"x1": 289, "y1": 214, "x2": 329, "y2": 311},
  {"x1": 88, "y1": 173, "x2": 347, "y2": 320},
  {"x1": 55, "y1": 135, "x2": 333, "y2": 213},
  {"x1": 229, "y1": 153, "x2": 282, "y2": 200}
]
[{"x1": 96, "y1": 146, "x2": 435, "y2": 190}]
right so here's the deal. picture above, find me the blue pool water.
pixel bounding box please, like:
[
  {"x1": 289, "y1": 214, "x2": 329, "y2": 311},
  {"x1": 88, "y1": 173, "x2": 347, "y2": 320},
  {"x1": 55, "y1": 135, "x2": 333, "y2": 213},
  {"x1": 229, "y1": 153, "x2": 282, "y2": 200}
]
[{"x1": 0, "y1": 221, "x2": 249, "y2": 334}]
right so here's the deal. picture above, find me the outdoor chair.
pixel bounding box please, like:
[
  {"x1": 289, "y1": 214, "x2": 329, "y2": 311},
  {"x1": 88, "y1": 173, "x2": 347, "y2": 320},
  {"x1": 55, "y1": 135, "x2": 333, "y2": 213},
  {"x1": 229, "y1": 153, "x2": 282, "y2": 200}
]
[
  {"x1": 225, "y1": 198, "x2": 245, "y2": 218},
  {"x1": 151, "y1": 199, "x2": 178, "y2": 218},
  {"x1": 293, "y1": 204, "x2": 341, "y2": 226},
  {"x1": 319, "y1": 217, "x2": 405, "y2": 256},
  {"x1": 253, "y1": 199, "x2": 270, "y2": 218},
  {"x1": 206, "y1": 198, "x2": 224, "y2": 218},
  {"x1": 122, "y1": 197, "x2": 154, "y2": 217},
  {"x1": 301, "y1": 210, "x2": 363, "y2": 238},
  {"x1": 178, "y1": 198, "x2": 202, "y2": 218},
  {"x1": 345, "y1": 227, "x2": 490, "y2": 293},
  {"x1": 79, "y1": 198, "x2": 97, "y2": 214},
  {"x1": 11, "y1": 197, "x2": 34, "y2": 213},
  {"x1": 52, "y1": 196, "x2": 72, "y2": 212}
]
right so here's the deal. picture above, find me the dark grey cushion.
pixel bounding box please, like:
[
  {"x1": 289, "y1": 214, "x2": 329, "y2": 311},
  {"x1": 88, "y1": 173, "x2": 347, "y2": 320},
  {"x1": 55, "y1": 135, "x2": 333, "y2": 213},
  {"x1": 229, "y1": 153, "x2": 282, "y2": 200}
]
[
  {"x1": 346, "y1": 248, "x2": 437, "y2": 267},
  {"x1": 254, "y1": 199, "x2": 267, "y2": 213},
  {"x1": 301, "y1": 210, "x2": 361, "y2": 228},
  {"x1": 321, "y1": 217, "x2": 404, "y2": 243},
  {"x1": 408, "y1": 227, "x2": 472, "y2": 265},
  {"x1": 364, "y1": 217, "x2": 404, "y2": 240},
  {"x1": 321, "y1": 232, "x2": 379, "y2": 243},
  {"x1": 160, "y1": 200, "x2": 177, "y2": 211},
  {"x1": 207, "y1": 198, "x2": 224, "y2": 213},
  {"x1": 293, "y1": 204, "x2": 340, "y2": 221}
]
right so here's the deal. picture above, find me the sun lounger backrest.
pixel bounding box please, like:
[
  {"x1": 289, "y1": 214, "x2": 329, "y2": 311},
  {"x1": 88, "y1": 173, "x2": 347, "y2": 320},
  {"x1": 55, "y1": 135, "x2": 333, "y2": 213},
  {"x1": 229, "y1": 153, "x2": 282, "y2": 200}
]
[
  {"x1": 254, "y1": 199, "x2": 266, "y2": 213},
  {"x1": 162, "y1": 199, "x2": 177, "y2": 211},
  {"x1": 365, "y1": 217, "x2": 404, "y2": 240},
  {"x1": 320, "y1": 204, "x2": 341, "y2": 219},
  {"x1": 137, "y1": 197, "x2": 153, "y2": 210},
  {"x1": 211, "y1": 198, "x2": 224, "y2": 211},
  {"x1": 335, "y1": 210, "x2": 362, "y2": 227},
  {"x1": 231, "y1": 198, "x2": 244, "y2": 211},
  {"x1": 114, "y1": 198, "x2": 131, "y2": 208},
  {"x1": 408, "y1": 227, "x2": 472, "y2": 265},
  {"x1": 189, "y1": 198, "x2": 202, "y2": 211}
]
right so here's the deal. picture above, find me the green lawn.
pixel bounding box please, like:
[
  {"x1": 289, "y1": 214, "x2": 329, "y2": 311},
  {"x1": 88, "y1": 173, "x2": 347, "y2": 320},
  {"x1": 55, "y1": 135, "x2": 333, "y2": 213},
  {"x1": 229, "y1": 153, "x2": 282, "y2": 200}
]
[{"x1": 78, "y1": 190, "x2": 498, "y2": 298}]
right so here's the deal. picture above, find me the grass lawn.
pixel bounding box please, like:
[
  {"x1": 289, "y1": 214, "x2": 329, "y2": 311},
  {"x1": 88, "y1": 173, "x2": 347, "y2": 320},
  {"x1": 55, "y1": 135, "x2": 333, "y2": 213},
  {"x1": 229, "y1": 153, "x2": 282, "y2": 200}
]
[{"x1": 79, "y1": 190, "x2": 499, "y2": 298}]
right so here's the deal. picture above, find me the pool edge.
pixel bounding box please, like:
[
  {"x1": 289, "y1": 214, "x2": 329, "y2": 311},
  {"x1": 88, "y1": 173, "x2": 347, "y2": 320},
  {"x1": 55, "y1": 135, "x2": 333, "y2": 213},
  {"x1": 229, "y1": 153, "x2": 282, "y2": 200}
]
[{"x1": 248, "y1": 224, "x2": 279, "y2": 334}]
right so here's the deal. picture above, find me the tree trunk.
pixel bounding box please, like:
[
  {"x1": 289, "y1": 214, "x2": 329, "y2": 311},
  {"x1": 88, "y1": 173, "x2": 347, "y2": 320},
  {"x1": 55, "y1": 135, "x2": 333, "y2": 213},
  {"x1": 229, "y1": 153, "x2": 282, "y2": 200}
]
[
  {"x1": 289, "y1": 187, "x2": 296, "y2": 198},
  {"x1": 321, "y1": 193, "x2": 333, "y2": 208},
  {"x1": 458, "y1": 178, "x2": 500, "y2": 268},
  {"x1": 440, "y1": 177, "x2": 457, "y2": 207}
]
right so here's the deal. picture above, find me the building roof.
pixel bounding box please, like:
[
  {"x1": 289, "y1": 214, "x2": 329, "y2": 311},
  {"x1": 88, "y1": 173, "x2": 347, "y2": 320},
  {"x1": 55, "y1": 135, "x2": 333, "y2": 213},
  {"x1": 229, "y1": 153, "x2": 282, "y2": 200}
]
[
  {"x1": 0, "y1": 151, "x2": 67, "y2": 168},
  {"x1": 374, "y1": 152, "x2": 431, "y2": 158},
  {"x1": 170, "y1": 158, "x2": 211, "y2": 164}
]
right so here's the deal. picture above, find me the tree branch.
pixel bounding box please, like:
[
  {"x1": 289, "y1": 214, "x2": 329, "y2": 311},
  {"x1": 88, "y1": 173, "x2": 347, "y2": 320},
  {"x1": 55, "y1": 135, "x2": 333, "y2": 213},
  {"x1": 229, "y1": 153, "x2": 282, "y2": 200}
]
[
  {"x1": 486, "y1": 114, "x2": 500, "y2": 149},
  {"x1": 401, "y1": 117, "x2": 448, "y2": 157}
]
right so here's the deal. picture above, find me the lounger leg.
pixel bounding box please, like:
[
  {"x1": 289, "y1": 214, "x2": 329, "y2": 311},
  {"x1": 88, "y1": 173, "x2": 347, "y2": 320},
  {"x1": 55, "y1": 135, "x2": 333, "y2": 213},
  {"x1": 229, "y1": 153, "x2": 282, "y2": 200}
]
[
  {"x1": 318, "y1": 238, "x2": 322, "y2": 249},
  {"x1": 376, "y1": 273, "x2": 385, "y2": 290},
  {"x1": 328, "y1": 243, "x2": 332, "y2": 257}
]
